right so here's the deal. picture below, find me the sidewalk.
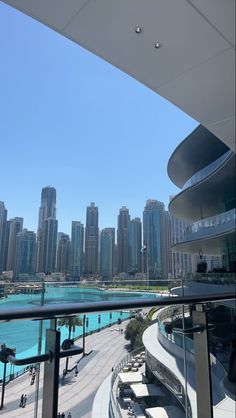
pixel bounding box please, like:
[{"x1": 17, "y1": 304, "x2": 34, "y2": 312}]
[{"x1": 0, "y1": 322, "x2": 130, "y2": 418}]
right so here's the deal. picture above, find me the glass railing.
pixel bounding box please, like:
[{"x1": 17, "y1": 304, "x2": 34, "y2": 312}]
[
  {"x1": 183, "y1": 150, "x2": 232, "y2": 190},
  {"x1": 181, "y1": 208, "x2": 236, "y2": 241},
  {"x1": 157, "y1": 303, "x2": 234, "y2": 379},
  {"x1": 0, "y1": 284, "x2": 234, "y2": 418},
  {"x1": 153, "y1": 299, "x2": 235, "y2": 418}
]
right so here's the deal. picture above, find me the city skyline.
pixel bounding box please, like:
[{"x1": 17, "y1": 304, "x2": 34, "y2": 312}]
[
  {"x1": 0, "y1": 189, "x2": 178, "y2": 280},
  {"x1": 1, "y1": 191, "x2": 174, "y2": 239}
]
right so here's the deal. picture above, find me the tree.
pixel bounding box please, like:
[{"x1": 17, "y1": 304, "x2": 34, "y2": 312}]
[
  {"x1": 58, "y1": 316, "x2": 83, "y2": 339},
  {"x1": 58, "y1": 316, "x2": 83, "y2": 373},
  {"x1": 125, "y1": 316, "x2": 149, "y2": 349}
]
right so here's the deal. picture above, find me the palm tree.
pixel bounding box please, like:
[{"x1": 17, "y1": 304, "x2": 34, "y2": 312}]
[{"x1": 58, "y1": 316, "x2": 83, "y2": 373}]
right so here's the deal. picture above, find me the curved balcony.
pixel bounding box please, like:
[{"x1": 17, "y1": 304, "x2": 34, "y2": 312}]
[
  {"x1": 168, "y1": 125, "x2": 230, "y2": 188},
  {"x1": 172, "y1": 209, "x2": 236, "y2": 254},
  {"x1": 182, "y1": 150, "x2": 232, "y2": 190},
  {"x1": 168, "y1": 152, "x2": 235, "y2": 222}
]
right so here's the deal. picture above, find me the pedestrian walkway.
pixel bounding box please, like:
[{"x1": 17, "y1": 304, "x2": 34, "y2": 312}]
[{"x1": 0, "y1": 322, "x2": 130, "y2": 418}]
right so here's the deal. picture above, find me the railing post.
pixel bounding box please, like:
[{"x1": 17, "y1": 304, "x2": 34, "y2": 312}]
[
  {"x1": 42, "y1": 327, "x2": 60, "y2": 418},
  {"x1": 192, "y1": 304, "x2": 213, "y2": 418}
]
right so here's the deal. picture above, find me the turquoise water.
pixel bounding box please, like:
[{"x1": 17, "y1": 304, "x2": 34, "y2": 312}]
[{"x1": 0, "y1": 286, "x2": 159, "y2": 378}]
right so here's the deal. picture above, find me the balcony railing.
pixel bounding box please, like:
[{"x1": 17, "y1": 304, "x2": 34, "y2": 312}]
[
  {"x1": 0, "y1": 292, "x2": 235, "y2": 418},
  {"x1": 182, "y1": 208, "x2": 236, "y2": 241},
  {"x1": 182, "y1": 150, "x2": 233, "y2": 190}
]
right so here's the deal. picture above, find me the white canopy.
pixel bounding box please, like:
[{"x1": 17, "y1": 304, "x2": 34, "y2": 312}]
[
  {"x1": 118, "y1": 371, "x2": 143, "y2": 384},
  {"x1": 130, "y1": 383, "x2": 165, "y2": 398},
  {"x1": 145, "y1": 406, "x2": 184, "y2": 418}
]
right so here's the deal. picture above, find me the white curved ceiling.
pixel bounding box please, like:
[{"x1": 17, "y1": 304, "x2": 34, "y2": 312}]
[{"x1": 2, "y1": 0, "x2": 235, "y2": 151}]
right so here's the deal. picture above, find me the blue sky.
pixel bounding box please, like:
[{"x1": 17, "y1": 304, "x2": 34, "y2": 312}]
[{"x1": 0, "y1": 3, "x2": 197, "y2": 235}]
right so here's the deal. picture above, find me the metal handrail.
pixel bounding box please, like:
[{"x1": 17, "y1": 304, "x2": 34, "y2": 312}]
[
  {"x1": 0, "y1": 292, "x2": 235, "y2": 322},
  {"x1": 110, "y1": 346, "x2": 145, "y2": 418}
]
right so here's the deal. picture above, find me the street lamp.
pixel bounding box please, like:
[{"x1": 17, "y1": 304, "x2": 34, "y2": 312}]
[
  {"x1": 141, "y1": 241, "x2": 148, "y2": 288},
  {"x1": 83, "y1": 315, "x2": 89, "y2": 357}
]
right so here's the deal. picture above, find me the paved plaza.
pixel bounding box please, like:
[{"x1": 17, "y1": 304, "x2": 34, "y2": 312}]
[{"x1": 0, "y1": 322, "x2": 130, "y2": 418}]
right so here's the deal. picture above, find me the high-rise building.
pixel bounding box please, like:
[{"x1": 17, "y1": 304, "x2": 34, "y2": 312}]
[
  {"x1": 170, "y1": 212, "x2": 194, "y2": 278},
  {"x1": 41, "y1": 217, "x2": 58, "y2": 274},
  {"x1": 56, "y1": 233, "x2": 70, "y2": 274},
  {"x1": 5, "y1": 217, "x2": 23, "y2": 272},
  {"x1": 38, "y1": 186, "x2": 56, "y2": 229},
  {"x1": 100, "y1": 228, "x2": 115, "y2": 280},
  {"x1": 117, "y1": 206, "x2": 130, "y2": 273},
  {"x1": 128, "y1": 218, "x2": 142, "y2": 274},
  {"x1": 36, "y1": 186, "x2": 57, "y2": 272},
  {"x1": 162, "y1": 211, "x2": 172, "y2": 279},
  {"x1": 14, "y1": 229, "x2": 36, "y2": 279},
  {"x1": 70, "y1": 221, "x2": 84, "y2": 279},
  {"x1": 0, "y1": 201, "x2": 7, "y2": 274},
  {"x1": 143, "y1": 199, "x2": 167, "y2": 283},
  {"x1": 84, "y1": 203, "x2": 99, "y2": 275}
]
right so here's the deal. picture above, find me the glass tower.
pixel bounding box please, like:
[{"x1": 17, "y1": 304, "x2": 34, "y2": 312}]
[
  {"x1": 36, "y1": 186, "x2": 57, "y2": 273},
  {"x1": 100, "y1": 227, "x2": 115, "y2": 280},
  {"x1": 84, "y1": 203, "x2": 99, "y2": 275},
  {"x1": 70, "y1": 221, "x2": 84, "y2": 279},
  {"x1": 143, "y1": 199, "x2": 165, "y2": 283},
  {"x1": 117, "y1": 206, "x2": 130, "y2": 273},
  {"x1": 15, "y1": 229, "x2": 36, "y2": 279},
  {"x1": 128, "y1": 217, "x2": 142, "y2": 274},
  {"x1": 0, "y1": 201, "x2": 7, "y2": 274}
]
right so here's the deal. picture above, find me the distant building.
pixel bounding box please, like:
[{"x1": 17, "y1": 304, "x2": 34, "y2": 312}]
[
  {"x1": 162, "y1": 211, "x2": 172, "y2": 279},
  {"x1": 36, "y1": 186, "x2": 57, "y2": 272},
  {"x1": 15, "y1": 229, "x2": 36, "y2": 279},
  {"x1": 100, "y1": 228, "x2": 115, "y2": 280},
  {"x1": 117, "y1": 206, "x2": 130, "y2": 273},
  {"x1": 170, "y1": 212, "x2": 194, "y2": 278},
  {"x1": 5, "y1": 217, "x2": 23, "y2": 272},
  {"x1": 84, "y1": 203, "x2": 99, "y2": 275},
  {"x1": 41, "y1": 217, "x2": 58, "y2": 274},
  {"x1": 0, "y1": 201, "x2": 7, "y2": 274},
  {"x1": 128, "y1": 217, "x2": 142, "y2": 274},
  {"x1": 70, "y1": 221, "x2": 84, "y2": 279},
  {"x1": 56, "y1": 233, "x2": 70, "y2": 274},
  {"x1": 143, "y1": 199, "x2": 168, "y2": 283}
]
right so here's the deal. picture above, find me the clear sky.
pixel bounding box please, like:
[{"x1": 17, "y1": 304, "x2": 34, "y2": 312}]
[{"x1": 0, "y1": 3, "x2": 198, "y2": 235}]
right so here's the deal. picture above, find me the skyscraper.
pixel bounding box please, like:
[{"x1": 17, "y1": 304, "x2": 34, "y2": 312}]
[
  {"x1": 70, "y1": 221, "x2": 84, "y2": 279},
  {"x1": 14, "y1": 229, "x2": 36, "y2": 279},
  {"x1": 162, "y1": 211, "x2": 172, "y2": 279},
  {"x1": 41, "y1": 217, "x2": 58, "y2": 274},
  {"x1": 143, "y1": 199, "x2": 166, "y2": 283},
  {"x1": 38, "y1": 186, "x2": 56, "y2": 229},
  {"x1": 170, "y1": 211, "x2": 194, "y2": 278},
  {"x1": 0, "y1": 201, "x2": 7, "y2": 274},
  {"x1": 117, "y1": 206, "x2": 130, "y2": 273},
  {"x1": 56, "y1": 233, "x2": 70, "y2": 274},
  {"x1": 84, "y1": 203, "x2": 99, "y2": 275},
  {"x1": 36, "y1": 186, "x2": 57, "y2": 273},
  {"x1": 128, "y1": 218, "x2": 142, "y2": 274},
  {"x1": 100, "y1": 228, "x2": 115, "y2": 280},
  {"x1": 5, "y1": 217, "x2": 23, "y2": 272}
]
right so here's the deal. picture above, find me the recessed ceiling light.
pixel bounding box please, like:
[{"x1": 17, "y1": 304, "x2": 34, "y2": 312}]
[
  {"x1": 135, "y1": 26, "x2": 142, "y2": 34},
  {"x1": 154, "y1": 42, "x2": 161, "y2": 48}
]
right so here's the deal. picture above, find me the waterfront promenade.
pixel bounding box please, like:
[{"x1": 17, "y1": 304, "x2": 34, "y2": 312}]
[{"x1": 0, "y1": 322, "x2": 130, "y2": 418}]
